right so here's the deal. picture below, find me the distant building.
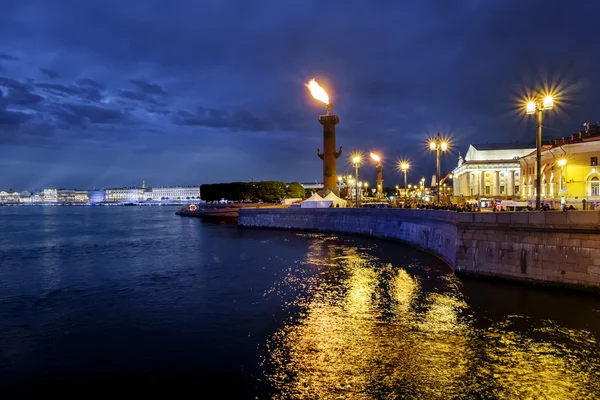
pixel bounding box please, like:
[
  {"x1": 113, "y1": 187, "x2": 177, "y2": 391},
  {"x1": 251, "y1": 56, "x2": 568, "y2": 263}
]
[
  {"x1": 43, "y1": 188, "x2": 58, "y2": 202},
  {"x1": 104, "y1": 187, "x2": 145, "y2": 202},
  {"x1": 0, "y1": 191, "x2": 20, "y2": 203},
  {"x1": 143, "y1": 186, "x2": 201, "y2": 201},
  {"x1": 74, "y1": 190, "x2": 89, "y2": 203},
  {"x1": 57, "y1": 189, "x2": 77, "y2": 203},
  {"x1": 452, "y1": 143, "x2": 534, "y2": 199},
  {"x1": 300, "y1": 182, "x2": 324, "y2": 190}
]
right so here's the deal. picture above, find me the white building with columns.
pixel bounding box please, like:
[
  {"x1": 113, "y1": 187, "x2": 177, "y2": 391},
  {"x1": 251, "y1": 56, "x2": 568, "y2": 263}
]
[{"x1": 452, "y1": 143, "x2": 535, "y2": 200}]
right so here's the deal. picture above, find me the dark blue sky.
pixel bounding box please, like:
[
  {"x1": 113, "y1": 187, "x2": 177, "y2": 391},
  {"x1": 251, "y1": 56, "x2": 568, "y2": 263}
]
[{"x1": 1, "y1": 0, "x2": 599, "y2": 190}]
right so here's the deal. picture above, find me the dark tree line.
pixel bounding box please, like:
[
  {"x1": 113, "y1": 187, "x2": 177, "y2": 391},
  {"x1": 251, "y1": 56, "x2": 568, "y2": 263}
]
[{"x1": 200, "y1": 181, "x2": 306, "y2": 202}]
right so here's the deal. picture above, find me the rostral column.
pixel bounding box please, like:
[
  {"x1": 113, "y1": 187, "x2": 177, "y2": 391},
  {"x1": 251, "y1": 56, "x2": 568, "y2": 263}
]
[{"x1": 317, "y1": 104, "x2": 342, "y2": 194}]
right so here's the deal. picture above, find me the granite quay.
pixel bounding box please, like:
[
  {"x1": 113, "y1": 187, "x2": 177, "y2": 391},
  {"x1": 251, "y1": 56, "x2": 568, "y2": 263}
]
[{"x1": 239, "y1": 208, "x2": 600, "y2": 292}]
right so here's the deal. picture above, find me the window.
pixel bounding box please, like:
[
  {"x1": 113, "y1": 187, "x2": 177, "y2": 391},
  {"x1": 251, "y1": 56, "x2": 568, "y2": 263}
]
[
  {"x1": 592, "y1": 157, "x2": 598, "y2": 166},
  {"x1": 514, "y1": 185, "x2": 520, "y2": 195},
  {"x1": 591, "y1": 177, "x2": 600, "y2": 197},
  {"x1": 500, "y1": 185, "x2": 505, "y2": 194},
  {"x1": 485, "y1": 186, "x2": 490, "y2": 195}
]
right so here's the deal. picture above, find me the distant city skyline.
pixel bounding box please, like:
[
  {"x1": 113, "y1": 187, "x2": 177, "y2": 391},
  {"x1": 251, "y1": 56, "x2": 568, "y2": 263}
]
[{"x1": 2, "y1": 1, "x2": 600, "y2": 188}]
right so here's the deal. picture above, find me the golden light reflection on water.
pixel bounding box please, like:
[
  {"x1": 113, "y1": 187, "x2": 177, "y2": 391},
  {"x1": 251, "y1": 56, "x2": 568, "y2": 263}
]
[{"x1": 264, "y1": 235, "x2": 600, "y2": 399}]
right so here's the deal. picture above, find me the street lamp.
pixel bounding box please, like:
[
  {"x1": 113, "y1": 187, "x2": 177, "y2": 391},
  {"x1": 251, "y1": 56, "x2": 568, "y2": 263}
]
[
  {"x1": 429, "y1": 133, "x2": 449, "y2": 204},
  {"x1": 526, "y1": 94, "x2": 554, "y2": 209},
  {"x1": 399, "y1": 161, "x2": 409, "y2": 202},
  {"x1": 352, "y1": 154, "x2": 362, "y2": 207}
]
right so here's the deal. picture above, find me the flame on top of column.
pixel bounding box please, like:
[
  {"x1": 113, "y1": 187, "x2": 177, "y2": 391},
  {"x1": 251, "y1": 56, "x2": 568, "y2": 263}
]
[{"x1": 306, "y1": 78, "x2": 329, "y2": 105}]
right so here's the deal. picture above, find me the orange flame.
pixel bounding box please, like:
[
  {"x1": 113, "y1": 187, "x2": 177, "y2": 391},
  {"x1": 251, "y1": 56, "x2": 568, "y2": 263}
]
[{"x1": 305, "y1": 78, "x2": 329, "y2": 105}]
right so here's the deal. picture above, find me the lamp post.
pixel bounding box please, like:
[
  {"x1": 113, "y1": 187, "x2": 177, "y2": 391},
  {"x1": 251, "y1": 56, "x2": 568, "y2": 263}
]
[
  {"x1": 526, "y1": 95, "x2": 554, "y2": 209},
  {"x1": 352, "y1": 155, "x2": 361, "y2": 207},
  {"x1": 429, "y1": 133, "x2": 449, "y2": 204},
  {"x1": 395, "y1": 185, "x2": 399, "y2": 197},
  {"x1": 400, "y1": 161, "x2": 409, "y2": 202}
]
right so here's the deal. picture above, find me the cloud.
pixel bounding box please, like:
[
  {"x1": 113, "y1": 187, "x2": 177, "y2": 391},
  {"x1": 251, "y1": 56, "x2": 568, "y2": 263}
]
[
  {"x1": 129, "y1": 79, "x2": 165, "y2": 95},
  {"x1": 76, "y1": 78, "x2": 105, "y2": 90},
  {"x1": 51, "y1": 103, "x2": 125, "y2": 126},
  {"x1": 0, "y1": 53, "x2": 19, "y2": 61},
  {"x1": 39, "y1": 68, "x2": 60, "y2": 78},
  {"x1": 174, "y1": 107, "x2": 276, "y2": 132},
  {"x1": 35, "y1": 82, "x2": 103, "y2": 102},
  {"x1": 0, "y1": 77, "x2": 44, "y2": 106}
]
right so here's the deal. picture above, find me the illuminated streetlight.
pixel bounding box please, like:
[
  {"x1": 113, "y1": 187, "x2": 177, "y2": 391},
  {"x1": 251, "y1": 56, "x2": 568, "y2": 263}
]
[
  {"x1": 525, "y1": 93, "x2": 554, "y2": 209},
  {"x1": 429, "y1": 133, "x2": 450, "y2": 204},
  {"x1": 399, "y1": 161, "x2": 410, "y2": 202}
]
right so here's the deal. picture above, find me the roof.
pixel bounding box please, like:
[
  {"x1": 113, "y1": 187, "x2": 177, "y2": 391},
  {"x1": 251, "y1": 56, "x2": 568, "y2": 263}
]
[
  {"x1": 471, "y1": 142, "x2": 536, "y2": 151},
  {"x1": 460, "y1": 159, "x2": 521, "y2": 165}
]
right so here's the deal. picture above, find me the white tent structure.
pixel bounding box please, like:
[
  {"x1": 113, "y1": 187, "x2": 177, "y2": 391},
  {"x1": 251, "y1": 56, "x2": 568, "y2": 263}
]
[
  {"x1": 323, "y1": 191, "x2": 347, "y2": 208},
  {"x1": 300, "y1": 193, "x2": 332, "y2": 208}
]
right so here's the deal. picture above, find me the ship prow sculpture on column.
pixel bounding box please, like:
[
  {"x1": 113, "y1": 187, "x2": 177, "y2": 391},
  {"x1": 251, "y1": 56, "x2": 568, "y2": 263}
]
[{"x1": 306, "y1": 79, "x2": 342, "y2": 195}]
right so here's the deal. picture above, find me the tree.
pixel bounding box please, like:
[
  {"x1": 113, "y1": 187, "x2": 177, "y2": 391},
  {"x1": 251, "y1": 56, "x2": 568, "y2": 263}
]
[
  {"x1": 256, "y1": 181, "x2": 287, "y2": 202},
  {"x1": 286, "y1": 182, "x2": 305, "y2": 199}
]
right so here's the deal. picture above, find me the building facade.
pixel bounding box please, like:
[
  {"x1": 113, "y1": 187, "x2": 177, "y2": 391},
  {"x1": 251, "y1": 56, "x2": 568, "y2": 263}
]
[
  {"x1": 43, "y1": 188, "x2": 58, "y2": 202},
  {"x1": 144, "y1": 186, "x2": 201, "y2": 201},
  {"x1": 74, "y1": 190, "x2": 89, "y2": 203},
  {"x1": 520, "y1": 123, "x2": 600, "y2": 208},
  {"x1": 0, "y1": 191, "x2": 21, "y2": 203},
  {"x1": 105, "y1": 187, "x2": 145, "y2": 202},
  {"x1": 452, "y1": 143, "x2": 534, "y2": 200}
]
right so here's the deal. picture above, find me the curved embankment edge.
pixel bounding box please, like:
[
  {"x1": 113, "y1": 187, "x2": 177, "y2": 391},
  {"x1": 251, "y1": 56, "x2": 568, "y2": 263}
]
[{"x1": 238, "y1": 208, "x2": 600, "y2": 292}]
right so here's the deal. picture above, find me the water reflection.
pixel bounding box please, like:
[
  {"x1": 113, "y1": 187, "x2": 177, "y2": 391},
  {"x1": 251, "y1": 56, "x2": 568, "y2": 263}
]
[{"x1": 264, "y1": 234, "x2": 599, "y2": 399}]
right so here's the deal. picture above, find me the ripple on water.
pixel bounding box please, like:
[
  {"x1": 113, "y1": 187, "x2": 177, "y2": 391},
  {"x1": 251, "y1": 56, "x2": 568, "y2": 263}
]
[{"x1": 262, "y1": 235, "x2": 600, "y2": 399}]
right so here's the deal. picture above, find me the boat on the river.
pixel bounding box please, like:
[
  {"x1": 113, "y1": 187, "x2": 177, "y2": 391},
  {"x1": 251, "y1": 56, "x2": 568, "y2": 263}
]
[
  {"x1": 176, "y1": 206, "x2": 240, "y2": 220},
  {"x1": 175, "y1": 203, "x2": 287, "y2": 221}
]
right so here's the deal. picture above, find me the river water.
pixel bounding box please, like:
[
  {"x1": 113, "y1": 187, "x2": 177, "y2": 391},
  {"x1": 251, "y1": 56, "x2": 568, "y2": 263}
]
[{"x1": 0, "y1": 206, "x2": 598, "y2": 398}]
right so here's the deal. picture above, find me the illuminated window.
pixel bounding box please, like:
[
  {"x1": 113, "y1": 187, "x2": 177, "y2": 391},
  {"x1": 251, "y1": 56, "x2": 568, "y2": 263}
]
[
  {"x1": 591, "y1": 177, "x2": 600, "y2": 196},
  {"x1": 592, "y1": 157, "x2": 598, "y2": 167},
  {"x1": 514, "y1": 185, "x2": 520, "y2": 194}
]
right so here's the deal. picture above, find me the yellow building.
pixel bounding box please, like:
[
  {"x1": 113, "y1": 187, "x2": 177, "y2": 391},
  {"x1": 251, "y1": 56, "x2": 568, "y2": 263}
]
[{"x1": 520, "y1": 124, "x2": 600, "y2": 209}]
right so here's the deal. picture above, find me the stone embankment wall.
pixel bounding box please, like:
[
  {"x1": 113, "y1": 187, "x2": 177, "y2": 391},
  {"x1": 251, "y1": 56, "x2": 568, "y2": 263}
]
[
  {"x1": 239, "y1": 209, "x2": 600, "y2": 291},
  {"x1": 456, "y1": 211, "x2": 600, "y2": 291},
  {"x1": 238, "y1": 208, "x2": 458, "y2": 267}
]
